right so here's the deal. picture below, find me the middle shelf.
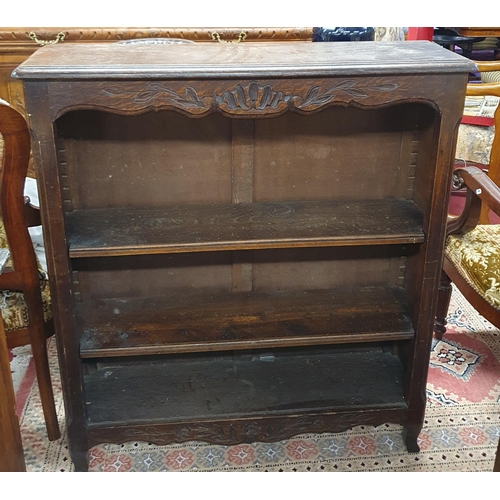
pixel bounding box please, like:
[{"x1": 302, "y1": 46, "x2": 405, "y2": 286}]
[
  {"x1": 78, "y1": 286, "x2": 414, "y2": 358},
  {"x1": 66, "y1": 199, "x2": 424, "y2": 258}
]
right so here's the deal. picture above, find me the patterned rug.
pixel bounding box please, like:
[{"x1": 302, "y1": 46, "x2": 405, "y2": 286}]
[{"x1": 13, "y1": 285, "x2": 500, "y2": 472}]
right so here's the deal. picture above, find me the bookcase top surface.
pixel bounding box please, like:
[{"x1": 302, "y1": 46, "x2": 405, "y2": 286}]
[{"x1": 13, "y1": 40, "x2": 476, "y2": 80}]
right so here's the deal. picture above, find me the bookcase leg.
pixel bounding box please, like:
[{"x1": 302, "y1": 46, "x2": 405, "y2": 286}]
[
  {"x1": 71, "y1": 449, "x2": 89, "y2": 472},
  {"x1": 403, "y1": 425, "x2": 421, "y2": 453},
  {"x1": 68, "y1": 430, "x2": 89, "y2": 472}
]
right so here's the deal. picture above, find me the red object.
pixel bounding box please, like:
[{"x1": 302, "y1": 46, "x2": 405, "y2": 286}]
[
  {"x1": 461, "y1": 115, "x2": 495, "y2": 127},
  {"x1": 407, "y1": 27, "x2": 434, "y2": 41}
]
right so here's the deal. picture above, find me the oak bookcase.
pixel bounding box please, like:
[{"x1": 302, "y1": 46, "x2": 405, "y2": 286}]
[{"x1": 14, "y1": 40, "x2": 475, "y2": 471}]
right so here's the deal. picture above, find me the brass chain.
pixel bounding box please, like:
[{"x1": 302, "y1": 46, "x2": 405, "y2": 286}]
[
  {"x1": 211, "y1": 31, "x2": 247, "y2": 43},
  {"x1": 27, "y1": 31, "x2": 66, "y2": 46}
]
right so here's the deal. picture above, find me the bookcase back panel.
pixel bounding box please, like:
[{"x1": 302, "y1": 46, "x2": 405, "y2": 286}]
[
  {"x1": 253, "y1": 104, "x2": 429, "y2": 202},
  {"x1": 251, "y1": 246, "x2": 407, "y2": 290},
  {"x1": 71, "y1": 246, "x2": 409, "y2": 301},
  {"x1": 56, "y1": 111, "x2": 233, "y2": 209},
  {"x1": 55, "y1": 103, "x2": 438, "y2": 211},
  {"x1": 72, "y1": 252, "x2": 234, "y2": 300}
]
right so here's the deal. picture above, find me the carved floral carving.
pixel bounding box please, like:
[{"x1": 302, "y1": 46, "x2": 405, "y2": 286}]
[
  {"x1": 99, "y1": 80, "x2": 400, "y2": 116},
  {"x1": 97, "y1": 412, "x2": 390, "y2": 447},
  {"x1": 118, "y1": 416, "x2": 328, "y2": 444},
  {"x1": 300, "y1": 81, "x2": 399, "y2": 107},
  {"x1": 101, "y1": 83, "x2": 206, "y2": 108},
  {"x1": 215, "y1": 82, "x2": 294, "y2": 112}
]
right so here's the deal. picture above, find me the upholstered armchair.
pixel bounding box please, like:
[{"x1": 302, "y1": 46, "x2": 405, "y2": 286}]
[
  {"x1": 456, "y1": 60, "x2": 500, "y2": 225},
  {"x1": 0, "y1": 98, "x2": 59, "y2": 440},
  {"x1": 0, "y1": 221, "x2": 52, "y2": 338},
  {"x1": 434, "y1": 165, "x2": 500, "y2": 338},
  {"x1": 434, "y1": 60, "x2": 500, "y2": 338}
]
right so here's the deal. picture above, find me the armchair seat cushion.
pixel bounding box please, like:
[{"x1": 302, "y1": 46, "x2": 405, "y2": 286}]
[
  {"x1": 0, "y1": 273, "x2": 52, "y2": 332},
  {"x1": 445, "y1": 224, "x2": 500, "y2": 311},
  {"x1": 0, "y1": 220, "x2": 52, "y2": 332}
]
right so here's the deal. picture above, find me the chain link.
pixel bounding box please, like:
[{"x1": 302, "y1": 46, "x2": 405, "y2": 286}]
[
  {"x1": 27, "y1": 31, "x2": 66, "y2": 46},
  {"x1": 211, "y1": 31, "x2": 247, "y2": 43}
]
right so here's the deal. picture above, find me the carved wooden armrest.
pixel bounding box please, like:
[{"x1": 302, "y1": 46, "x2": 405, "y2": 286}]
[
  {"x1": 447, "y1": 166, "x2": 500, "y2": 237},
  {"x1": 474, "y1": 60, "x2": 500, "y2": 73}
]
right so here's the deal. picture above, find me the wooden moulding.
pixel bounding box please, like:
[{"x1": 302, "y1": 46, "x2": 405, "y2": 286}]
[
  {"x1": 0, "y1": 27, "x2": 314, "y2": 49},
  {"x1": 86, "y1": 407, "x2": 409, "y2": 448}
]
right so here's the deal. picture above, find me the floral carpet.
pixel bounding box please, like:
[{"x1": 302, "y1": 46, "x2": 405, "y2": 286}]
[{"x1": 12, "y1": 285, "x2": 500, "y2": 472}]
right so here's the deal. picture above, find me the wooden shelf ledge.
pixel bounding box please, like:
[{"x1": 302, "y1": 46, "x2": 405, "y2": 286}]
[
  {"x1": 79, "y1": 286, "x2": 415, "y2": 358},
  {"x1": 67, "y1": 199, "x2": 424, "y2": 258}
]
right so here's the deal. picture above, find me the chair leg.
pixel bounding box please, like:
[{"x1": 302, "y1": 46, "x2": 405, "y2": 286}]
[
  {"x1": 434, "y1": 270, "x2": 452, "y2": 340},
  {"x1": 0, "y1": 316, "x2": 26, "y2": 471},
  {"x1": 30, "y1": 334, "x2": 60, "y2": 441},
  {"x1": 24, "y1": 289, "x2": 60, "y2": 441}
]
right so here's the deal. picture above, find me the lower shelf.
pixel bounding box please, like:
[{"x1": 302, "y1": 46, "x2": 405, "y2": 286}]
[{"x1": 83, "y1": 344, "x2": 408, "y2": 432}]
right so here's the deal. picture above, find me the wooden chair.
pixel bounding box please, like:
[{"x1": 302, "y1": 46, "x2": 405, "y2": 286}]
[
  {"x1": 0, "y1": 98, "x2": 60, "y2": 441},
  {"x1": 456, "y1": 60, "x2": 500, "y2": 225},
  {"x1": 434, "y1": 61, "x2": 500, "y2": 338},
  {"x1": 433, "y1": 63, "x2": 500, "y2": 471},
  {"x1": 0, "y1": 275, "x2": 26, "y2": 472},
  {"x1": 434, "y1": 165, "x2": 500, "y2": 471}
]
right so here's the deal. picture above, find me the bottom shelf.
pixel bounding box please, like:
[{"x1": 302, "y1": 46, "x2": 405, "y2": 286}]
[{"x1": 84, "y1": 343, "x2": 407, "y2": 431}]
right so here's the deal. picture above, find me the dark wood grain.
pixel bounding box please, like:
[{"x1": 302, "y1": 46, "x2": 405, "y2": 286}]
[
  {"x1": 66, "y1": 200, "x2": 424, "y2": 257},
  {"x1": 44, "y1": 76, "x2": 455, "y2": 120},
  {"x1": 78, "y1": 286, "x2": 414, "y2": 357},
  {"x1": 23, "y1": 82, "x2": 88, "y2": 469}
]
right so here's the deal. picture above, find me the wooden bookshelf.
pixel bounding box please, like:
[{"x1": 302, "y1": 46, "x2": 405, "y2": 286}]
[{"x1": 16, "y1": 40, "x2": 475, "y2": 471}]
